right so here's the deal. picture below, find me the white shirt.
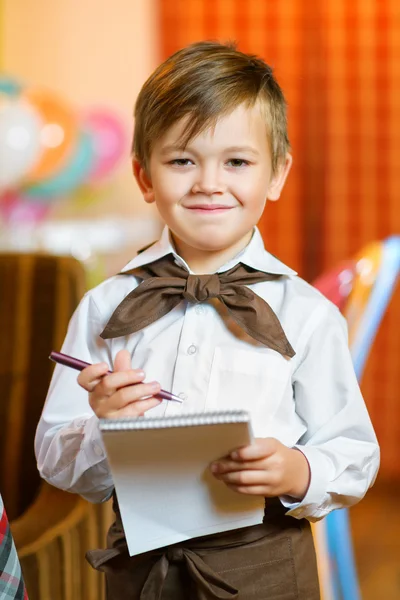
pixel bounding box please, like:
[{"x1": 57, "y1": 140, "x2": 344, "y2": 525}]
[{"x1": 35, "y1": 226, "x2": 379, "y2": 521}]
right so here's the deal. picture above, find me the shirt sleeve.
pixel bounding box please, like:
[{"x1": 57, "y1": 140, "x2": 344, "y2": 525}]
[
  {"x1": 34, "y1": 292, "x2": 114, "y2": 503},
  {"x1": 280, "y1": 304, "x2": 380, "y2": 521}
]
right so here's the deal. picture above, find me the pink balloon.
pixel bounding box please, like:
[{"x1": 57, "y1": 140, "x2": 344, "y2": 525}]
[
  {"x1": 82, "y1": 109, "x2": 127, "y2": 182},
  {"x1": 0, "y1": 190, "x2": 50, "y2": 224}
]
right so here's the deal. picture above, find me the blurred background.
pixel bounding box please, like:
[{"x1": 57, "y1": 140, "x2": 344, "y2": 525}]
[{"x1": 0, "y1": 1, "x2": 399, "y2": 599}]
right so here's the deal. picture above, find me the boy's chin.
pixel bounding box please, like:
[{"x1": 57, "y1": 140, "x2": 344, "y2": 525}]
[{"x1": 183, "y1": 231, "x2": 253, "y2": 254}]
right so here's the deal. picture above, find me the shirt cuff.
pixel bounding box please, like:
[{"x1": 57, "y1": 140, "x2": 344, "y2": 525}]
[
  {"x1": 279, "y1": 445, "x2": 335, "y2": 521},
  {"x1": 82, "y1": 414, "x2": 108, "y2": 465}
]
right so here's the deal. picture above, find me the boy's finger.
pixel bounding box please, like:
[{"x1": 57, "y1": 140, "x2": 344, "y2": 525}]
[
  {"x1": 210, "y1": 458, "x2": 269, "y2": 474},
  {"x1": 229, "y1": 438, "x2": 278, "y2": 461},
  {"x1": 226, "y1": 484, "x2": 274, "y2": 497},
  {"x1": 113, "y1": 349, "x2": 133, "y2": 372},
  {"x1": 115, "y1": 396, "x2": 162, "y2": 417},
  {"x1": 212, "y1": 469, "x2": 270, "y2": 486},
  {"x1": 77, "y1": 362, "x2": 110, "y2": 390},
  {"x1": 104, "y1": 380, "x2": 161, "y2": 411},
  {"x1": 97, "y1": 369, "x2": 146, "y2": 396}
]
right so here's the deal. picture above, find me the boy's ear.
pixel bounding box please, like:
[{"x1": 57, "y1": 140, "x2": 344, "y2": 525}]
[
  {"x1": 267, "y1": 153, "x2": 293, "y2": 202},
  {"x1": 132, "y1": 159, "x2": 155, "y2": 204}
]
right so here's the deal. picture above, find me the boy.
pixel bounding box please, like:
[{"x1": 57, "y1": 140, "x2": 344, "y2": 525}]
[{"x1": 35, "y1": 41, "x2": 379, "y2": 599}]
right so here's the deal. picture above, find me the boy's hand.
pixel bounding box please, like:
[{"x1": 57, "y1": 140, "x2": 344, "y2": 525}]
[
  {"x1": 77, "y1": 349, "x2": 162, "y2": 418},
  {"x1": 210, "y1": 438, "x2": 310, "y2": 500}
]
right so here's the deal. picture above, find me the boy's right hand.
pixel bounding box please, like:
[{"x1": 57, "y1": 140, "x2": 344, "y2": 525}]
[{"x1": 77, "y1": 349, "x2": 162, "y2": 418}]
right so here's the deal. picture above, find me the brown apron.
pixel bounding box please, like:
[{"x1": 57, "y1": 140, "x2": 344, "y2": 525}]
[{"x1": 87, "y1": 494, "x2": 320, "y2": 600}]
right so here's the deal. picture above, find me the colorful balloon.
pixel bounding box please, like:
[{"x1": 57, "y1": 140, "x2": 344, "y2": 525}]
[
  {"x1": 82, "y1": 108, "x2": 127, "y2": 182},
  {"x1": 0, "y1": 99, "x2": 43, "y2": 191},
  {"x1": 0, "y1": 190, "x2": 49, "y2": 224},
  {"x1": 25, "y1": 130, "x2": 95, "y2": 199},
  {"x1": 23, "y1": 88, "x2": 78, "y2": 182},
  {"x1": 0, "y1": 75, "x2": 22, "y2": 97}
]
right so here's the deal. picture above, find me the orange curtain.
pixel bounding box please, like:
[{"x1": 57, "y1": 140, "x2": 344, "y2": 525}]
[{"x1": 159, "y1": 0, "x2": 400, "y2": 478}]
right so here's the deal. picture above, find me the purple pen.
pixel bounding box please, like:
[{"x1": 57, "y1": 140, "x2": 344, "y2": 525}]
[{"x1": 49, "y1": 351, "x2": 183, "y2": 403}]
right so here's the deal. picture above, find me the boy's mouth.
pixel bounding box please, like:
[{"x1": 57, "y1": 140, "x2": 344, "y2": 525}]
[{"x1": 185, "y1": 204, "x2": 235, "y2": 213}]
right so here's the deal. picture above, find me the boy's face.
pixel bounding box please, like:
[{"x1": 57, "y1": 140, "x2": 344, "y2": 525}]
[{"x1": 134, "y1": 103, "x2": 291, "y2": 261}]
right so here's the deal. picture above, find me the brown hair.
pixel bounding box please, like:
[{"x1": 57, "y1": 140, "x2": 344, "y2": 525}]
[{"x1": 133, "y1": 41, "x2": 289, "y2": 175}]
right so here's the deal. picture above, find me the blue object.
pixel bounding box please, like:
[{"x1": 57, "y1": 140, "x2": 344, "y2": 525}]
[
  {"x1": 25, "y1": 130, "x2": 95, "y2": 199},
  {"x1": 0, "y1": 75, "x2": 22, "y2": 96},
  {"x1": 325, "y1": 236, "x2": 400, "y2": 600},
  {"x1": 351, "y1": 236, "x2": 400, "y2": 379}
]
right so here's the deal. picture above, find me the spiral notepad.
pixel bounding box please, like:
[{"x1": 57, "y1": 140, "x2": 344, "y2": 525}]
[
  {"x1": 100, "y1": 409, "x2": 251, "y2": 431},
  {"x1": 99, "y1": 410, "x2": 265, "y2": 556}
]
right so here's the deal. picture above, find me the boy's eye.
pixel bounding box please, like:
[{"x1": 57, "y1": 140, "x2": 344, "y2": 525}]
[
  {"x1": 169, "y1": 158, "x2": 193, "y2": 166},
  {"x1": 226, "y1": 158, "x2": 249, "y2": 167}
]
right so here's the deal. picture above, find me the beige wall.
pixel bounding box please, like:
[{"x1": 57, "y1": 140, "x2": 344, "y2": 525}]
[{"x1": 2, "y1": 0, "x2": 160, "y2": 221}]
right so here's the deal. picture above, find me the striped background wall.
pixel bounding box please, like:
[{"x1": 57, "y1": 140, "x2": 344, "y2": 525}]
[{"x1": 159, "y1": 0, "x2": 400, "y2": 479}]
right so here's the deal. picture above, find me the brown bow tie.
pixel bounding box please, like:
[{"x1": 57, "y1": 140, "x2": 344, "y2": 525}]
[{"x1": 101, "y1": 254, "x2": 295, "y2": 358}]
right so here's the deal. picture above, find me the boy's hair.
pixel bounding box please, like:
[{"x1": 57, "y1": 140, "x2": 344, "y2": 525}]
[{"x1": 133, "y1": 41, "x2": 289, "y2": 175}]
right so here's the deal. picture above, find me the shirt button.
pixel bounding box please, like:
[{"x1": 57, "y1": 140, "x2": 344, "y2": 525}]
[
  {"x1": 93, "y1": 443, "x2": 103, "y2": 457},
  {"x1": 195, "y1": 305, "x2": 205, "y2": 315},
  {"x1": 187, "y1": 345, "x2": 197, "y2": 355},
  {"x1": 178, "y1": 392, "x2": 187, "y2": 401}
]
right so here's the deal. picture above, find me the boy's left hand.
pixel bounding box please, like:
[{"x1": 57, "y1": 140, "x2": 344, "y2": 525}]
[{"x1": 210, "y1": 438, "x2": 310, "y2": 501}]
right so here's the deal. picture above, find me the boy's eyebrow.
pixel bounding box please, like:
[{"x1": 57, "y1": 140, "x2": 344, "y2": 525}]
[
  {"x1": 224, "y1": 146, "x2": 260, "y2": 156},
  {"x1": 159, "y1": 144, "x2": 260, "y2": 156},
  {"x1": 159, "y1": 144, "x2": 187, "y2": 155}
]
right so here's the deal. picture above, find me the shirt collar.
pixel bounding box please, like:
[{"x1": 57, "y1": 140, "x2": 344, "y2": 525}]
[{"x1": 120, "y1": 226, "x2": 297, "y2": 276}]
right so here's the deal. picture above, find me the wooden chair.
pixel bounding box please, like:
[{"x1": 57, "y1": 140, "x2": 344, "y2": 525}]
[{"x1": 0, "y1": 253, "x2": 113, "y2": 600}]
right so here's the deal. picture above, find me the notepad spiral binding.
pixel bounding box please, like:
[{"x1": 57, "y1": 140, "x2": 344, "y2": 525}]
[{"x1": 99, "y1": 410, "x2": 250, "y2": 431}]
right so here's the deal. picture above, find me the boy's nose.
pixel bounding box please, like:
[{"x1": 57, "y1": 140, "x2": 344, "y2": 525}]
[{"x1": 191, "y1": 168, "x2": 226, "y2": 196}]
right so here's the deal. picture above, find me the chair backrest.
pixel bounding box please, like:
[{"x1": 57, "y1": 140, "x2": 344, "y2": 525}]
[
  {"x1": 312, "y1": 235, "x2": 400, "y2": 600},
  {"x1": 344, "y1": 236, "x2": 400, "y2": 377},
  {"x1": 0, "y1": 253, "x2": 86, "y2": 521},
  {"x1": 312, "y1": 259, "x2": 356, "y2": 312}
]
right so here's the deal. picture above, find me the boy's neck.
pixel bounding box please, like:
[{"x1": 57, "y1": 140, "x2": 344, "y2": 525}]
[{"x1": 170, "y1": 230, "x2": 254, "y2": 274}]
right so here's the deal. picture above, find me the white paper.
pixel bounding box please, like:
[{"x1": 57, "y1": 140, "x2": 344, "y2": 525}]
[{"x1": 101, "y1": 416, "x2": 265, "y2": 555}]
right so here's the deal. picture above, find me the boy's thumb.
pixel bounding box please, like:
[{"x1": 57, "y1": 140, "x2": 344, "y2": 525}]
[{"x1": 113, "y1": 349, "x2": 132, "y2": 372}]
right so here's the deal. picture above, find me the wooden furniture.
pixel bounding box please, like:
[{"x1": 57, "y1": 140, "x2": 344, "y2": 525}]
[{"x1": 0, "y1": 253, "x2": 112, "y2": 600}]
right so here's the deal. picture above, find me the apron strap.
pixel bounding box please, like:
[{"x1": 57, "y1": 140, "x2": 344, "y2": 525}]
[{"x1": 140, "y1": 547, "x2": 238, "y2": 600}]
